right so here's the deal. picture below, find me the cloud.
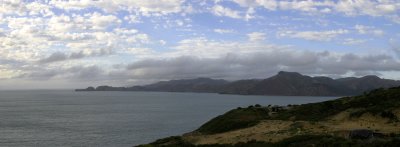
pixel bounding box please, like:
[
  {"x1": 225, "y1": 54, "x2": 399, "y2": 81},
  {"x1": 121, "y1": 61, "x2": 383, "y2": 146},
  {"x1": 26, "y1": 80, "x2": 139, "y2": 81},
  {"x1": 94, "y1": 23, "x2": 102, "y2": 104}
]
[
  {"x1": 278, "y1": 29, "x2": 349, "y2": 41},
  {"x1": 234, "y1": 0, "x2": 277, "y2": 10},
  {"x1": 38, "y1": 52, "x2": 68, "y2": 63},
  {"x1": 124, "y1": 14, "x2": 141, "y2": 24},
  {"x1": 3, "y1": 33, "x2": 400, "y2": 87},
  {"x1": 0, "y1": 59, "x2": 26, "y2": 79},
  {"x1": 89, "y1": 12, "x2": 121, "y2": 30},
  {"x1": 354, "y1": 25, "x2": 385, "y2": 36},
  {"x1": 0, "y1": 11, "x2": 150, "y2": 64},
  {"x1": 122, "y1": 49, "x2": 400, "y2": 81},
  {"x1": 232, "y1": 0, "x2": 400, "y2": 23},
  {"x1": 212, "y1": 5, "x2": 242, "y2": 19},
  {"x1": 49, "y1": 0, "x2": 185, "y2": 15},
  {"x1": 342, "y1": 38, "x2": 367, "y2": 45},
  {"x1": 0, "y1": 0, "x2": 399, "y2": 89},
  {"x1": 0, "y1": 0, "x2": 29, "y2": 16},
  {"x1": 334, "y1": 0, "x2": 398, "y2": 16},
  {"x1": 247, "y1": 32, "x2": 266, "y2": 42},
  {"x1": 19, "y1": 65, "x2": 104, "y2": 81},
  {"x1": 390, "y1": 38, "x2": 400, "y2": 59},
  {"x1": 214, "y1": 29, "x2": 235, "y2": 34},
  {"x1": 166, "y1": 37, "x2": 289, "y2": 59},
  {"x1": 279, "y1": 0, "x2": 332, "y2": 13},
  {"x1": 37, "y1": 51, "x2": 88, "y2": 64},
  {"x1": 102, "y1": 38, "x2": 400, "y2": 82}
]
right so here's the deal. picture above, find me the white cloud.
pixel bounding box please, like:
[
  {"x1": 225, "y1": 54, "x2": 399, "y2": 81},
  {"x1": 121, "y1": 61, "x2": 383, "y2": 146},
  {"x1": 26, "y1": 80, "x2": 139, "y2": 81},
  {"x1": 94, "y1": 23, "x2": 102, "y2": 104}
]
[
  {"x1": 49, "y1": 0, "x2": 95, "y2": 11},
  {"x1": 247, "y1": 32, "x2": 266, "y2": 42},
  {"x1": 159, "y1": 40, "x2": 167, "y2": 45},
  {"x1": 0, "y1": 4, "x2": 152, "y2": 80},
  {"x1": 233, "y1": 0, "x2": 278, "y2": 10},
  {"x1": 354, "y1": 25, "x2": 385, "y2": 36},
  {"x1": 124, "y1": 14, "x2": 141, "y2": 24},
  {"x1": 342, "y1": 38, "x2": 367, "y2": 45},
  {"x1": 88, "y1": 12, "x2": 121, "y2": 30},
  {"x1": 279, "y1": 0, "x2": 332, "y2": 12},
  {"x1": 376, "y1": 4, "x2": 397, "y2": 14},
  {"x1": 0, "y1": 0, "x2": 29, "y2": 16},
  {"x1": 125, "y1": 47, "x2": 156, "y2": 59},
  {"x1": 279, "y1": 29, "x2": 349, "y2": 41},
  {"x1": 49, "y1": 0, "x2": 185, "y2": 15},
  {"x1": 214, "y1": 29, "x2": 235, "y2": 34},
  {"x1": 334, "y1": 0, "x2": 398, "y2": 16},
  {"x1": 212, "y1": 5, "x2": 242, "y2": 19},
  {"x1": 164, "y1": 37, "x2": 288, "y2": 59},
  {"x1": 244, "y1": 7, "x2": 256, "y2": 20},
  {"x1": 232, "y1": 0, "x2": 400, "y2": 23}
]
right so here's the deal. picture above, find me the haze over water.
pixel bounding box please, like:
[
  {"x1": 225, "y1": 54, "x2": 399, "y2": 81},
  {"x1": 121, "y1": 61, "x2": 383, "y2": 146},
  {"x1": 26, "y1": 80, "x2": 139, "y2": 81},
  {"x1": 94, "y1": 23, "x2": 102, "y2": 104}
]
[{"x1": 0, "y1": 90, "x2": 336, "y2": 146}]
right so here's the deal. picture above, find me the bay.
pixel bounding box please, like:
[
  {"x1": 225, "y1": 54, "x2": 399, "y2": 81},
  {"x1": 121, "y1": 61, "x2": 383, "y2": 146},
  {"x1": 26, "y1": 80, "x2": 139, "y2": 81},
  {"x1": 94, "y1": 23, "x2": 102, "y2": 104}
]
[{"x1": 0, "y1": 90, "x2": 337, "y2": 147}]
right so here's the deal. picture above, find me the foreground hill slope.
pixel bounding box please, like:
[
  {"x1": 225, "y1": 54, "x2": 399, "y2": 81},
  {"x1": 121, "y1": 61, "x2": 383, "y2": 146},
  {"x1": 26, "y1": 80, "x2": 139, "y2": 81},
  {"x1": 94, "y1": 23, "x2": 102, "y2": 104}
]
[
  {"x1": 76, "y1": 71, "x2": 400, "y2": 96},
  {"x1": 138, "y1": 87, "x2": 400, "y2": 146}
]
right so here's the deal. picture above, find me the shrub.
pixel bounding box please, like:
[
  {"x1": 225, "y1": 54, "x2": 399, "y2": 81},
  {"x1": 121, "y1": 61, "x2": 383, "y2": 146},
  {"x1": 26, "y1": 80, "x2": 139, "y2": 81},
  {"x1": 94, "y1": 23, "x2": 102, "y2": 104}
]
[{"x1": 196, "y1": 107, "x2": 269, "y2": 134}]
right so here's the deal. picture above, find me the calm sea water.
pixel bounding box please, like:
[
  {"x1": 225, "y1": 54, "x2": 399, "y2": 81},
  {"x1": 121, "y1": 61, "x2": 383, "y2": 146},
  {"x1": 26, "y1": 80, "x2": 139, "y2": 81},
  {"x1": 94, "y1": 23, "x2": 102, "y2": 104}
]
[{"x1": 0, "y1": 90, "x2": 337, "y2": 147}]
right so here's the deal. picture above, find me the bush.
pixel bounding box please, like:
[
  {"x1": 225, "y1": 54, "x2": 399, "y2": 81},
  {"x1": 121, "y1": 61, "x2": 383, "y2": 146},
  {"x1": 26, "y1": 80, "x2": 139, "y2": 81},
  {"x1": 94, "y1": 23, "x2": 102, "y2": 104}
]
[
  {"x1": 196, "y1": 107, "x2": 269, "y2": 134},
  {"x1": 274, "y1": 87, "x2": 400, "y2": 121},
  {"x1": 380, "y1": 111, "x2": 398, "y2": 121},
  {"x1": 136, "y1": 136, "x2": 194, "y2": 147}
]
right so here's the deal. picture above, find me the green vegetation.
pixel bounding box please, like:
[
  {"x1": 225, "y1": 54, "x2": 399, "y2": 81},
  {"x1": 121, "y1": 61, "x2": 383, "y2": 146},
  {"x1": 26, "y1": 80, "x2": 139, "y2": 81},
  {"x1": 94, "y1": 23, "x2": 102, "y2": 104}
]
[
  {"x1": 196, "y1": 87, "x2": 400, "y2": 135},
  {"x1": 196, "y1": 105, "x2": 269, "y2": 134},
  {"x1": 137, "y1": 136, "x2": 193, "y2": 147},
  {"x1": 275, "y1": 87, "x2": 400, "y2": 121},
  {"x1": 138, "y1": 87, "x2": 400, "y2": 147},
  {"x1": 137, "y1": 135, "x2": 400, "y2": 147}
]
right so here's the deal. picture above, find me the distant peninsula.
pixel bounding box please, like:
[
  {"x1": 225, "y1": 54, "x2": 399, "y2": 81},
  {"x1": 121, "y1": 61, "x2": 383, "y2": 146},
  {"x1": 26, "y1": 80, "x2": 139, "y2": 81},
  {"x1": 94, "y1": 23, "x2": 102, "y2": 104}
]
[{"x1": 75, "y1": 71, "x2": 400, "y2": 96}]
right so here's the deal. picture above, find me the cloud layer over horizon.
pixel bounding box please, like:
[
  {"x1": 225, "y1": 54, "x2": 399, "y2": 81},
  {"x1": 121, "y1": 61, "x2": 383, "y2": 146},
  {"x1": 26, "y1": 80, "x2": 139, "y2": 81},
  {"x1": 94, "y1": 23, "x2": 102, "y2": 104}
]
[{"x1": 1, "y1": 0, "x2": 400, "y2": 89}]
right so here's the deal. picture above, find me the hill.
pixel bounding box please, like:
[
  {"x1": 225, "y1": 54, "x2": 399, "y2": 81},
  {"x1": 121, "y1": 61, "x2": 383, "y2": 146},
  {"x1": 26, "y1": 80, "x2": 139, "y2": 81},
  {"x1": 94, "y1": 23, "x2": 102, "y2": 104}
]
[
  {"x1": 137, "y1": 87, "x2": 400, "y2": 146},
  {"x1": 76, "y1": 78, "x2": 228, "y2": 92},
  {"x1": 129, "y1": 78, "x2": 229, "y2": 93},
  {"x1": 76, "y1": 71, "x2": 400, "y2": 96}
]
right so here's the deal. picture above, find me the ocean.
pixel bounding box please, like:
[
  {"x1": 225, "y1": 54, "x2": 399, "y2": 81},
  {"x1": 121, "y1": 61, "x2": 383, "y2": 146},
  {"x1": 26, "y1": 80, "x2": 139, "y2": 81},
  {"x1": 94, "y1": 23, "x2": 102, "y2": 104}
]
[{"x1": 0, "y1": 90, "x2": 337, "y2": 147}]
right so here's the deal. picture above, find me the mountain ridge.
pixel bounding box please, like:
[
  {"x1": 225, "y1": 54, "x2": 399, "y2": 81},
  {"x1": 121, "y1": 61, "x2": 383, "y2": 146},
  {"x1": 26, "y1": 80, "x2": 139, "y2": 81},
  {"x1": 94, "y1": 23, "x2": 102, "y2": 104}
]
[{"x1": 76, "y1": 71, "x2": 400, "y2": 96}]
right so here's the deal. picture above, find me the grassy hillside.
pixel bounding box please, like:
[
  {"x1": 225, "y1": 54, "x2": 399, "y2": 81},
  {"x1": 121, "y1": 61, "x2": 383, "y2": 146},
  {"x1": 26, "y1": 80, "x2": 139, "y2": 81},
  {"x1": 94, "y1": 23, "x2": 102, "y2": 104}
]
[
  {"x1": 137, "y1": 86, "x2": 400, "y2": 146},
  {"x1": 196, "y1": 87, "x2": 400, "y2": 135},
  {"x1": 275, "y1": 87, "x2": 400, "y2": 121},
  {"x1": 138, "y1": 134, "x2": 400, "y2": 147},
  {"x1": 196, "y1": 105, "x2": 270, "y2": 134}
]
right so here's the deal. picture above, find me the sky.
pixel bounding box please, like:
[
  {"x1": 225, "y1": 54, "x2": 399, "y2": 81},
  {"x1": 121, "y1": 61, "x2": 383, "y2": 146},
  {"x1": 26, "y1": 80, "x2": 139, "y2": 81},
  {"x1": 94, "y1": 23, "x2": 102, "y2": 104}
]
[{"x1": 0, "y1": 0, "x2": 400, "y2": 89}]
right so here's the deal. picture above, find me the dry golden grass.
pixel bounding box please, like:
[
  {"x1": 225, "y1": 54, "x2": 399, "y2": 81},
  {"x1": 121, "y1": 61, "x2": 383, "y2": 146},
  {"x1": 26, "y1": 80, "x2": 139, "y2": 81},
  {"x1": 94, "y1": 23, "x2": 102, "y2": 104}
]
[{"x1": 182, "y1": 109, "x2": 400, "y2": 145}]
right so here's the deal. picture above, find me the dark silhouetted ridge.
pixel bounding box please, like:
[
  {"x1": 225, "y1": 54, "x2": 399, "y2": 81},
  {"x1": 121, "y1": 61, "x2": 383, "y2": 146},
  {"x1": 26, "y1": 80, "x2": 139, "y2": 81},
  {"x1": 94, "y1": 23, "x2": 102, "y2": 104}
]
[{"x1": 76, "y1": 71, "x2": 400, "y2": 96}]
